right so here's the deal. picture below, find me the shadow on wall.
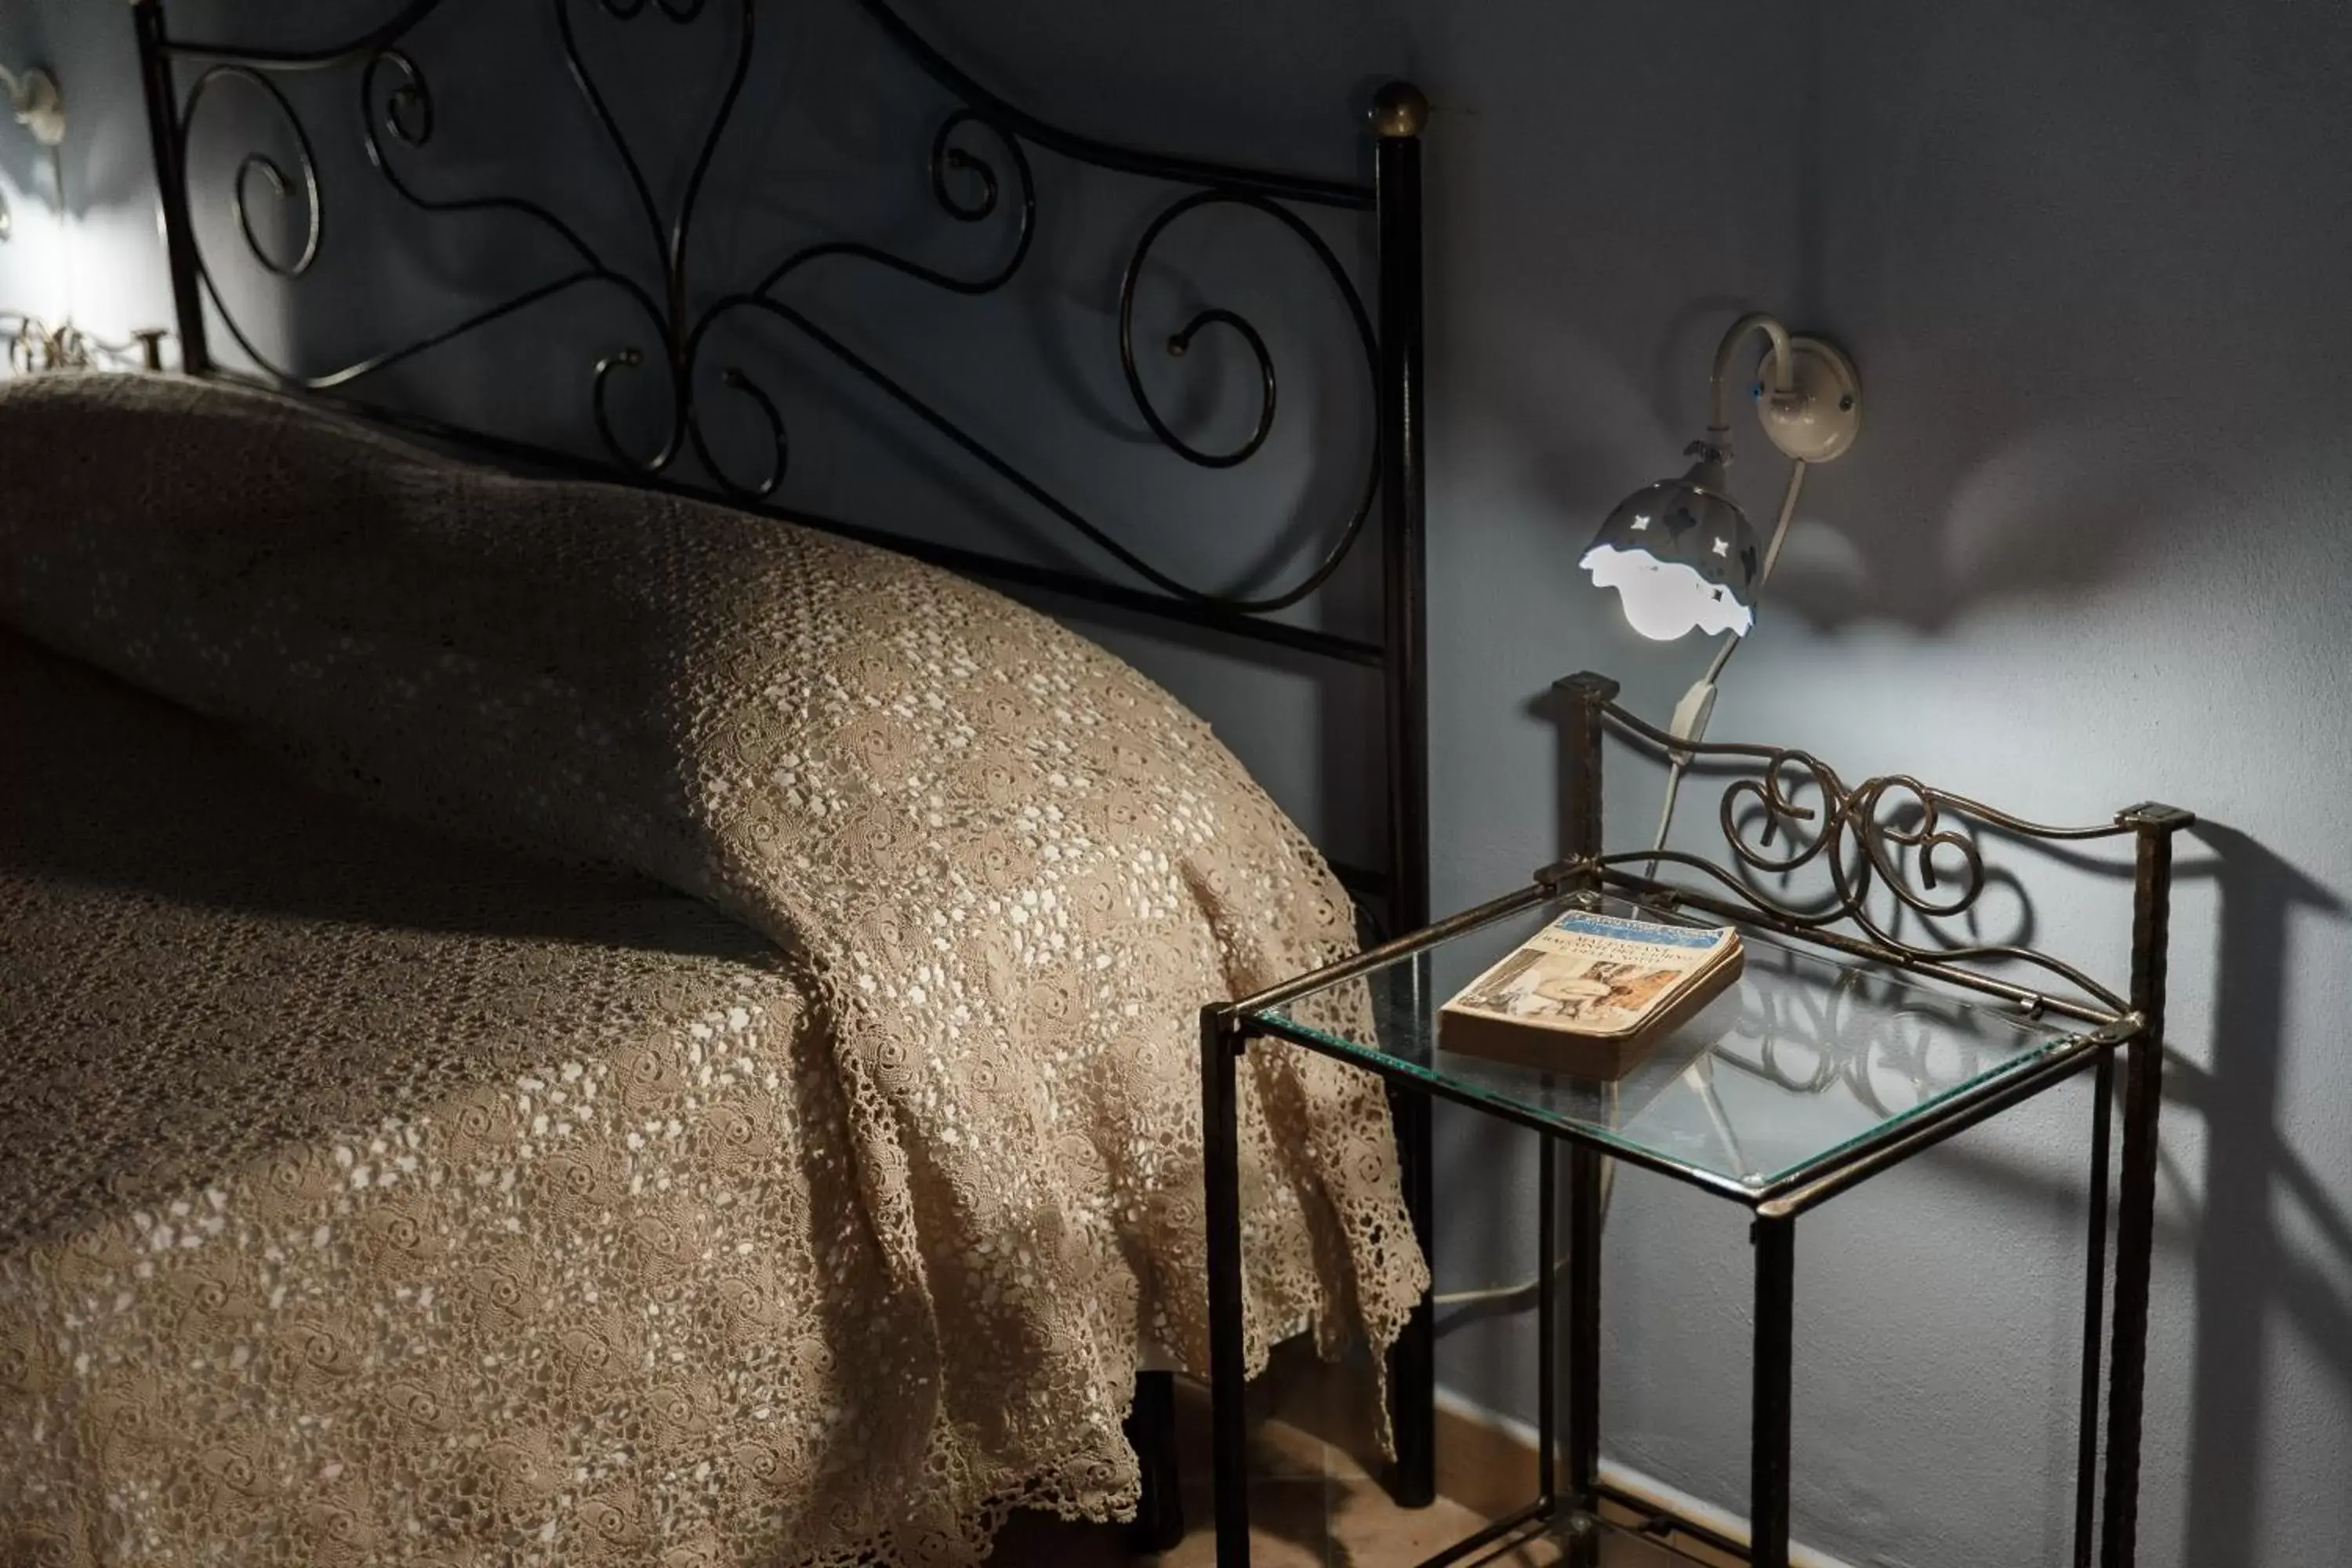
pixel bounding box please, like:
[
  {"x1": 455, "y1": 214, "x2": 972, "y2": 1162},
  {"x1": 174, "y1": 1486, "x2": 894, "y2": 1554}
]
[
  {"x1": 1911, "y1": 817, "x2": 2352, "y2": 1565},
  {"x1": 1528, "y1": 681, "x2": 2352, "y2": 1563},
  {"x1": 1911, "y1": 819, "x2": 2352, "y2": 1566},
  {"x1": 1, "y1": 3, "x2": 169, "y2": 306},
  {"x1": 1468, "y1": 298, "x2": 2237, "y2": 644},
  {"x1": 0, "y1": 8, "x2": 49, "y2": 177},
  {"x1": 1453, "y1": 5, "x2": 2352, "y2": 644},
  {"x1": 0, "y1": 24, "x2": 60, "y2": 296},
  {"x1": 0, "y1": 134, "x2": 55, "y2": 252},
  {"x1": 2168, "y1": 823, "x2": 2350, "y2": 1567},
  {"x1": 1767, "y1": 5, "x2": 2352, "y2": 637}
]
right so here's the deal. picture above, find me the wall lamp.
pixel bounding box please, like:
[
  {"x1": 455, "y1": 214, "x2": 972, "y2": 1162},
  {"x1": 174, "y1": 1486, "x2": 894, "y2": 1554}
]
[
  {"x1": 1581, "y1": 313, "x2": 1864, "y2": 867},
  {"x1": 0, "y1": 59, "x2": 65, "y2": 241},
  {"x1": 1, "y1": 56, "x2": 64, "y2": 251},
  {"x1": 0, "y1": 60, "x2": 169, "y2": 374},
  {"x1": 2, "y1": 61, "x2": 65, "y2": 151},
  {"x1": 1582, "y1": 312, "x2": 1861, "y2": 644}
]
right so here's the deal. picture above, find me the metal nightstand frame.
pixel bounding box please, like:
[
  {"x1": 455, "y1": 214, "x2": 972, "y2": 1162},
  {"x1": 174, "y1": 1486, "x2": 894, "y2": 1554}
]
[{"x1": 1200, "y1": 671, "x2": 2194, "y2": 1568}]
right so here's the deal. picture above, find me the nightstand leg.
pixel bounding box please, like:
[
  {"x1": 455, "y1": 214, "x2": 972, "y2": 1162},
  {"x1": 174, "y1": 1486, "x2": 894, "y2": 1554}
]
[
  {"x1": 1566, "y1": 1143, "x2": 1603, "y2": 1530},
  {"x1": 1202, "y1": 1007, "x2": 1251, "y2": 1568},
  {"x1": 1127, "y1": 1370, "x2": 1185, "y2": 1553},
  {"x1": 2073, "y1": 1051, "x2": 2115, "y2": 1568},
  {"x1": 2100, "y1": 1028, "x2": 2163, "y2": 1568},
  {"x1": 2103, "y1": 813, "x2": 2179, "y2": 1568},
  {"x1": 1389, "y1": 1080, "x2": 1439, "y2": 1508},
  {"x1": 1537, "y1": 1134, "x2": 1558, "y2": 1513},
  {"x1": 1751, "y1": 1214, "x2": 1795, "y2": 1568}
]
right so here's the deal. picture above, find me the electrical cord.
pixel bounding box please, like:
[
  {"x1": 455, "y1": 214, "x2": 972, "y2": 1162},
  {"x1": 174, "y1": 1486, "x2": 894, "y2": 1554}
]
[
  {"x1": 1432, "y1": 457, "x2": 1807, "y2": 1310},
  {"x1": 1642, "y1": 457, "x2": 1807, "y2": 881}
]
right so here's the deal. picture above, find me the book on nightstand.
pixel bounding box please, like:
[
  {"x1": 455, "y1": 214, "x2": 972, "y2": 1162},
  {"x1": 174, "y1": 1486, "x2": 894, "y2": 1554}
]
[{"x1": 1438, "y1": 909, "x2": 1744, "y2": 1080}]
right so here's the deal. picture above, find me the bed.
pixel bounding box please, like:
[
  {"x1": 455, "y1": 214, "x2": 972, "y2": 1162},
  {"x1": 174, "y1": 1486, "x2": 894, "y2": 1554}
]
[{"x1": 1, "y1": 2, "x2": 1436, "y2": 1563}]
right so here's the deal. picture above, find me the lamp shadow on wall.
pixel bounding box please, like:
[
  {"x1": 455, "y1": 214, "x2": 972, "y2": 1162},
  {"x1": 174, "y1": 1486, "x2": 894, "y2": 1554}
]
[
  {"x1": 1453, "y1": 335, "x2": 2230, "y2": 648},
  {"x1": 1764, "y1": 426, "x2": 2222, "y2": 637},
  {"x1": 0, "y1": 90, "x2": 58, "y2": 298},
  {"x1": 0, "y1": 134, "x2": 42, "y2": 222}
]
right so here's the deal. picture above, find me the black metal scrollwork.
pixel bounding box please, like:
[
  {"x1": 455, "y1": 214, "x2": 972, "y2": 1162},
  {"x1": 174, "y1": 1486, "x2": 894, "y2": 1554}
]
[
  {"x1": 1113, "y1": 191, "x2": 1378, "y2": 612},
  {"x1": 4, "y1": 313, "x2": 170, "y2": 375},
  {"x1": 159, "y1": 0, "x2": 1384, "y2": 614},
  {"x1": 680, "y1": 105, "x2": 1039, "y2": 499},
  {"x1": 181, "y1": 67, "x2": 321, "y2": 281},
  {"x1": 1592, "y1": 701, "x2": 2136, "y2": 1012}
]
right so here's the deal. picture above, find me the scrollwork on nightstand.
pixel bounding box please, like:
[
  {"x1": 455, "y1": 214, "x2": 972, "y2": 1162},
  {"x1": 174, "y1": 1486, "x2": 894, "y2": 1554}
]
[
  {"x1": 1563, "y1": 690, "x2": 2153, "y2": 1018},
  {"x1": 3, "y1": 314, "x2": 172, "y2": 375}
]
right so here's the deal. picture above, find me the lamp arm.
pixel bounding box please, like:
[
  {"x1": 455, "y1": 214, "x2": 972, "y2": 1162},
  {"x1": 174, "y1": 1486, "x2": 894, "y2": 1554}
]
[
  {"x1": 1705, "y1": 456, "x2": 1807, "y2": 685},
  {"x1": 1705, "y1": 311, "x2": 1795, "y2": 445},
  {"x1": 1643, "y1": 456, "x2": 1808, "y2": 876}
]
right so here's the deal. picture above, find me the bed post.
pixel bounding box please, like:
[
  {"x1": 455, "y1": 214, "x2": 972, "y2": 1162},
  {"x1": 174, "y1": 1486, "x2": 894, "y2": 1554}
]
[
  {"x1": 1125, "y1": 1367, "x2": 1185, "y2": 1552},
  {"x1": 131, "y1": 0, "x2": 209, "y2": 376},
  {"x1": 1374, "y1": 78, "x2": 1436, "y2": 1511}
]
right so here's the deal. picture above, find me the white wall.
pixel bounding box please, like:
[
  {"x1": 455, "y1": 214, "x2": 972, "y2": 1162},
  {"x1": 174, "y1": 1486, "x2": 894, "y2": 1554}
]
[
  {"x1": 7, "y1": 3, "x2": 2350, "y2": 1565},
  {"x1": 0, "y1": 3, "x2": 176, "y2": 354}
]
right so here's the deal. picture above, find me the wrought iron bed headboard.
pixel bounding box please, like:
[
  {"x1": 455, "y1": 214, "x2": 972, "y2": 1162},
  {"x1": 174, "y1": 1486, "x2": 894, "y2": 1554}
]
[{"x1": 126, "y1": 0, "x2": 1432, "y2": 934}]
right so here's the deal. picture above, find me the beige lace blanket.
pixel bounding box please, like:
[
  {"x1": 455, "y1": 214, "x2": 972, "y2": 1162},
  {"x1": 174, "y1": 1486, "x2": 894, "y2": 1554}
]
[{"x1": 0, "y1": 375, "x2": 1425, "y2": 1566}]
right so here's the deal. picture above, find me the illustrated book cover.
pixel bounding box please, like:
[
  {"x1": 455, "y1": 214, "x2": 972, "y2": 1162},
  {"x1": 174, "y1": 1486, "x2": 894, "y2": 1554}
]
[{"x1": 1438, "y1": 908, "x2": 1744, "y2": 1078}]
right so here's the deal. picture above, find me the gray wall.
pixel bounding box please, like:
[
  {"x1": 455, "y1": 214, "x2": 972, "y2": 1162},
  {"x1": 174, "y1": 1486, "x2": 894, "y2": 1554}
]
[
  {"x1": 0, "y1": 2, "x2": 176, "y2": 350},
  {"x1": 7, "y1": 3, "x2": 2352, "y2": 1566}
]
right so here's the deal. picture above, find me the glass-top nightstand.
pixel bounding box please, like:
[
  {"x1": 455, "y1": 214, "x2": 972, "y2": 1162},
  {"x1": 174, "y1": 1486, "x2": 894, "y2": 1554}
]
[
  {"x1": 1254, "y1": 891, "x2": 2107, "y2": 1206},
  {"x1": 1197, "y1": 672, "x2": 2194, "y2": 1568}
]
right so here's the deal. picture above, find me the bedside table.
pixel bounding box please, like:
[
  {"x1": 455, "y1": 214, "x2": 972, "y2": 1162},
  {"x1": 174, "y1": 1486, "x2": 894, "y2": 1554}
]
[{"x1": 1197, "y1": 672, "x2": 2192, "y2": 1568}]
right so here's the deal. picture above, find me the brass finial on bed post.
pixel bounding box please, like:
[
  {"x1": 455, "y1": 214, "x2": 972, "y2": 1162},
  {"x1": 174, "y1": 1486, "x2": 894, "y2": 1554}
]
[{"x1": 1371, "y1": 81, "x2": 1429, "y2": 139}]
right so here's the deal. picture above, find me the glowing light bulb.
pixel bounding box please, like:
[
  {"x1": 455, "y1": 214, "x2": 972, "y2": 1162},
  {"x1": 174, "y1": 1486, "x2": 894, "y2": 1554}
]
[{"x1": 1581, "y1": 545, "x2": 1755, "y2": 641}]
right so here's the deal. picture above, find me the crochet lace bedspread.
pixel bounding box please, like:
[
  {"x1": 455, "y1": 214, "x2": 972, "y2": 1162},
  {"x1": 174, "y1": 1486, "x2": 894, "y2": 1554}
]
[{"x1": 0, "y1": 376, "x2": 1425, "y2": 1566}]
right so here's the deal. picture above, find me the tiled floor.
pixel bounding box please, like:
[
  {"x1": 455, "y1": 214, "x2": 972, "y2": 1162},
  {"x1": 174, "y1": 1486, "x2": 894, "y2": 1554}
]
[{"x1": 982, "y1": 1348, "x2": 1688, "y2": 1567}]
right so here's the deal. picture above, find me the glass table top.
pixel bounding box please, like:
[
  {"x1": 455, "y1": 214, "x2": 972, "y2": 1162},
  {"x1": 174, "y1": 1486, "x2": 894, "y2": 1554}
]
[{"x1": 1249, "y1": 891, "x2": 2103, "y2": 1201}]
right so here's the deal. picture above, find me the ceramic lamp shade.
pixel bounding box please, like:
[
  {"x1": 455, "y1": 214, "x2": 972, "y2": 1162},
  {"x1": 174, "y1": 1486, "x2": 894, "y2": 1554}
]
[{"x1": 1579, "y1": 458, "x2": 1763, "y2": 641}]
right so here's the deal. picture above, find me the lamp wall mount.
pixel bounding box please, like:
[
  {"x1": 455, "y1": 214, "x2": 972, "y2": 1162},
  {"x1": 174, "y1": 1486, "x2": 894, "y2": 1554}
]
[
  {"x1": 1, "y1": 64, "x2": 64, "y2": 149},
  {"x1": 1, "y1": 60, "x2": 65, "y2": 249},
  {"x1": 1753, "y1": 336, "x2": 1861, "y2": 464}
]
